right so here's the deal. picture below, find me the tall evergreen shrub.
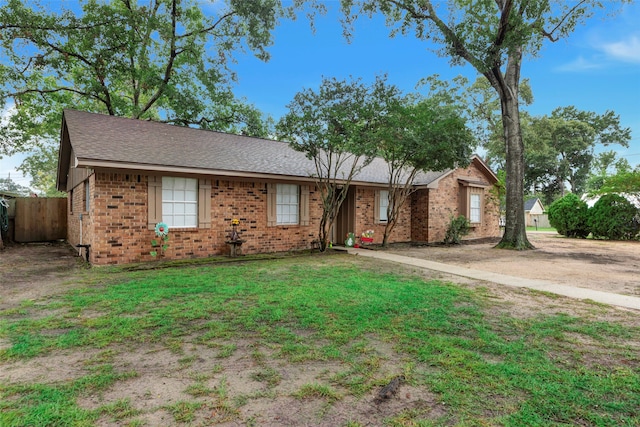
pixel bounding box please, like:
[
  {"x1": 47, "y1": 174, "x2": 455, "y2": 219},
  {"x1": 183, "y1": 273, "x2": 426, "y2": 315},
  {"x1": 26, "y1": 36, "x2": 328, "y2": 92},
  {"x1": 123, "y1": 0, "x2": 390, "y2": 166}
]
[
  {"x1": 547, "y1": 193, "x2": 590, "y2": 238},
  {"x1": 588, "y1": 194, "x2": 639, "y2": 240}
]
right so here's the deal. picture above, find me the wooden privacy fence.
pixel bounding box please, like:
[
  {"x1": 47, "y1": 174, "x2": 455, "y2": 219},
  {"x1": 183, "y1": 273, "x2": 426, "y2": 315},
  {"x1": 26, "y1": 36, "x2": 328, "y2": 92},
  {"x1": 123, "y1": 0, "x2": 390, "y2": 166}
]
[{"x1": 14, "y1": 197, "x2": 67, "y2": 243}]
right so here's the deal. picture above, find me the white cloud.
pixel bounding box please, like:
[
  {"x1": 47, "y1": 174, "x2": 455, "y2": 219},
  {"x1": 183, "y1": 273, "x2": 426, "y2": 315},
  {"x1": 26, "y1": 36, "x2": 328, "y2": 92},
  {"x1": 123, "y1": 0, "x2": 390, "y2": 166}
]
[
  {"x1": 555, "y1": 55, "x2": 603, "y2": 72},
  {"x1": 599, "y1": 35, "x2": 640, "y2": 63},
  {"x1": 555, "y1": 35, "x2": 640, "y2": 72}
]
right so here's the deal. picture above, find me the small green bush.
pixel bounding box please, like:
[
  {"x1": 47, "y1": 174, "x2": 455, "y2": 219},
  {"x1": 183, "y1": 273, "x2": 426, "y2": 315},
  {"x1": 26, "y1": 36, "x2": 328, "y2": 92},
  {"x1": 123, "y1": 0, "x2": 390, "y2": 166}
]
[
  {"x1": 443, "y1": 215, "x2": 470, "y2": 244},
  {"x1": 547, "y1": 194, "x2": 590, "y2": 238},
  {"x1": 588, "y1": 194, "x2": 640, "y2": 240}
]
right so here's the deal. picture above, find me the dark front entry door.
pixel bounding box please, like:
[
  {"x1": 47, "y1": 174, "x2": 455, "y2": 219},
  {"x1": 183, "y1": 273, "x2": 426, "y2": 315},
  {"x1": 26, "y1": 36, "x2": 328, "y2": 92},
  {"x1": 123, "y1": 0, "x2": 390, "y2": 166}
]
[{"x1": 333, "y1": 186, "x2": 356, "y2": 245}]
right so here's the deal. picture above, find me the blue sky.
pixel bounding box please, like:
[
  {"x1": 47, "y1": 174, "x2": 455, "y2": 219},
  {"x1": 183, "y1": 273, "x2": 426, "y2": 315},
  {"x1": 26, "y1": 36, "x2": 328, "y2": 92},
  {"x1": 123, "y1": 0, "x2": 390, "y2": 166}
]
[
  {"x1": 1, "y1": 0, "x2": 639, "y2": 188},
  {"x1": 230, "y1": 2, "x2": 640, "y2": 165}
]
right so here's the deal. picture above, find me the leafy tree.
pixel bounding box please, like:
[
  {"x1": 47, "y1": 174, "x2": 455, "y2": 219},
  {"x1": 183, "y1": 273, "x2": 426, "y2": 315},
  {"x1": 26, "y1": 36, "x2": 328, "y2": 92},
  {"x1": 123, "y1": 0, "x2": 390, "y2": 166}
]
[
  {"x1": 423, "y1": 75, "x2": 533, "y2": 170},
  {"x1": 593, "y1": 167, "x2": 640, "y2": 207},
  {"x1": 547, "y1": 193, "x2": 590, "y2": 239},
  {"x1": 17, "y1": 145, "x2": 66, "y2": 197},
  {"x1": 585, "y1": 151, "x2": 631, "y2": 195},
  {"x1": 0, "y1": 0, "x2": 291, "y2": 192},
  {"x1": 0, "y1": 177, "x2": 31, "y2": 196},
  {"x1": 588, "y1": 194, "x2": 639, "y2": 240},
  {"x1": 528, "y1": 107, "x2": 630, "y2": 196},
  {"x1": 340, "y1": 0, "x2": 628, "y2": 250},
  {"x1": 277, "y1": 76, "x2": 392, "y2": 251},
  {"x1": 376, "y1": 98, "x2": 473, "y2": 246}
]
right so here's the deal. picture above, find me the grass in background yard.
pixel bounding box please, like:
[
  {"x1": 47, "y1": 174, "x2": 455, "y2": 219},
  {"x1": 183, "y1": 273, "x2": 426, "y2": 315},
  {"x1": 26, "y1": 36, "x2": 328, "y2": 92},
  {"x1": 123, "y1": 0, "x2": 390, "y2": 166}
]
[
  {"x1": 0, "y1": 256, "x2": 639, "y2": 426},
  {"x1": 526, "y1": 226, "x2": 557, "y2": 232}
]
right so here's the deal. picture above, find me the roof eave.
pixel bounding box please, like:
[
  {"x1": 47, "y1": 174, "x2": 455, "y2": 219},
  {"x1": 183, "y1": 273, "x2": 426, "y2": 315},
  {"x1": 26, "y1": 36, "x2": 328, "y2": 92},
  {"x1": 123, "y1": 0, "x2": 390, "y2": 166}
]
[{"x1": 76, "y1": 158, "x2": 321, "y2": 184}]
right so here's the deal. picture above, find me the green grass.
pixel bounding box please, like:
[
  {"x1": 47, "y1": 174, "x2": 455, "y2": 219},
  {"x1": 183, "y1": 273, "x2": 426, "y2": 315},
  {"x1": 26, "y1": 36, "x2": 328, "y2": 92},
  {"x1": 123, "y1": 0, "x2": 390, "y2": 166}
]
[
  {"x1": 526, "y1": 226, "x2": 557, "y2": 232},
  {"x1": 164, "y1": 400, "x2": 202, "y2": 423},
  {"x1": 1, "y1": 256, "x2": 639, "y2": 426},
  {"x1": 293, "y1": 383, "x2": 341, "y2": 402},
  {"x1": 0, "y1": 365, "x2": 136, "y2": 426}
]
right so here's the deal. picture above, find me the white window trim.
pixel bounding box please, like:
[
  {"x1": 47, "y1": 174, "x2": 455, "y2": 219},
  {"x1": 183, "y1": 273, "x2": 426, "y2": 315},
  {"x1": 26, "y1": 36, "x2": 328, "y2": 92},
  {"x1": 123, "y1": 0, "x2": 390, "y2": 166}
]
[
  {"x1": 162, "y1": 177, "x2": 198, "y2": 228},
  {"x1": 469, "y1": 193, "x2": 481, "y2": 224},
  {"x1": 276, "y1": 183, "x2": 299, "y2": 225}
]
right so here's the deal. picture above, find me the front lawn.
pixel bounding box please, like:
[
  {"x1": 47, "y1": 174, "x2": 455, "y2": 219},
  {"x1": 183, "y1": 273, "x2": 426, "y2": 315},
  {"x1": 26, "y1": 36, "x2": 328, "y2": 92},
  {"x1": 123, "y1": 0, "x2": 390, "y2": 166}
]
[{"x1": 1, "y1": 255, "x2": 638, "y2": 426}]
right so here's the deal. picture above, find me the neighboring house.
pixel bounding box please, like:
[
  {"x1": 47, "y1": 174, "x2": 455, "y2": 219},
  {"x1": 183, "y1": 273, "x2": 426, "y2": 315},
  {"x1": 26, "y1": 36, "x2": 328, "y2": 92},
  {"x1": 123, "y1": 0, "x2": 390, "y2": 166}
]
[
  {"x1": 56, "y1": 110, "x2": 501, "y2": 265},
  {"x1": 524, "y1": 198, "x2": 550, "y2": 228},
  {"x1": 583, "y1": 194, "x2": 640, "y2": 209}
]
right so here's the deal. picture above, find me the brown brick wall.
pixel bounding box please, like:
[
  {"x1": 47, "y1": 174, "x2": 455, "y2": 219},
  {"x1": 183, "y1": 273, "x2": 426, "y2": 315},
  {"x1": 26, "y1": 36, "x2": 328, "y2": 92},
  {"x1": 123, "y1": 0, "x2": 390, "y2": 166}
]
[
  {"x1": 67, "y1": 162, "x2": 499, "y2": 265},
  {"x1": 87, "y1": 173, "x2": 321, "y2": 265},
  {"x1": 354, "y1": 187, "x2": 412, "y2": 244},
  {"x1": 411, "y1": 189, "x2": 429, "y2": 241},
  {"x1": 420, "y1": 166, "x2": 500, "y2": 243}
]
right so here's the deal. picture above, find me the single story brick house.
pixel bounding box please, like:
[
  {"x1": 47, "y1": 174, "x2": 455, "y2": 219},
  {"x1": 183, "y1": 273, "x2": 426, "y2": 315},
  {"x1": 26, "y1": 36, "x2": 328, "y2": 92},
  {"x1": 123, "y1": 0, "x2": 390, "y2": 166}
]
[{"x1": 56, "y1": 109, "x2": 500, "y2": 265}]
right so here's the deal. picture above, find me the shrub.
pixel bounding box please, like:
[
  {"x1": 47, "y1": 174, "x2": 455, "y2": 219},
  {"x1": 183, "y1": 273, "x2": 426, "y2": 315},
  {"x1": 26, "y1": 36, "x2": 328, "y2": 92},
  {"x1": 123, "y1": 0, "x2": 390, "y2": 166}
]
[
  {"x1": 443, "y1": 215, "x2": 470, "y2": 244},
  {"x1": 588, "y1": 194, "x2": 640, "y2": 240},
  {"x1": 547, "y1": 194, "x2": 590, "y2": 238}
]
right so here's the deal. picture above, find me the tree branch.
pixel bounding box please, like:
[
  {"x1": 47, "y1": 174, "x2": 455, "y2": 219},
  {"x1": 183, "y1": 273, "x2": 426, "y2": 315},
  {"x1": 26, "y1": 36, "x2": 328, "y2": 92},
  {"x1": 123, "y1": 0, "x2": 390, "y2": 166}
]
[
  {"x1": 176, "y1": 11, "x2": 237, "y2": 40},
  {"x1": 388, "y1": 0, "x2": 486, "y2": 71},
  {"x1": 9, "y1": 87, "x2": 105, "y2": 104},
  {"x1": 136, "y1": 0, "x2": 178, "y2": 117},
  {"x1": 541, "y1": 0, "x2": 589, "y2": 42}
]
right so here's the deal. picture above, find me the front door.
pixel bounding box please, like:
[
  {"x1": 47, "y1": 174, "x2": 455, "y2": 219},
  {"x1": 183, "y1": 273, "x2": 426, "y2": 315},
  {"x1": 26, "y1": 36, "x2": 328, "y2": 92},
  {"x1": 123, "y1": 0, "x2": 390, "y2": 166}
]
[{"x1": 333, "y1": 186, "x2": 356, "y2": 245}]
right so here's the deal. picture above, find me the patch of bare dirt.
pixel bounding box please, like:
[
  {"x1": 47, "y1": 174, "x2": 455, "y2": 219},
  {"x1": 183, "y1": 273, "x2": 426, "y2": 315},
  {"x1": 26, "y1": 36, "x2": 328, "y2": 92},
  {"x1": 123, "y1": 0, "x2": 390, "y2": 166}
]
[
  {"x1": 0, "y1": 241, "x2": 83, "y2": 309},
  {"x1": 387, "y1": 233, "x2": 640, "y2": 297}
]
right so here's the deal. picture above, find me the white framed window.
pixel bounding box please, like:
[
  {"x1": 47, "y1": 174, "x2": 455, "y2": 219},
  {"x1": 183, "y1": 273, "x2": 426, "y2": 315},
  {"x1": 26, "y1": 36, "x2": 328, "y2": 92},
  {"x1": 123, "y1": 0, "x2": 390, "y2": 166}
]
[
  {"x1": 379, "y1": 190, "x2": 389, "y2": 222},
  {"x1": 276, "y1": 183, "x2": 299, "y2": 225},
  {"x1": 162, "y1": 177, "x2": 198, "y2": 228},
  {"x1": 469, "y1": 193, "x2": 481, "y2": 223}
]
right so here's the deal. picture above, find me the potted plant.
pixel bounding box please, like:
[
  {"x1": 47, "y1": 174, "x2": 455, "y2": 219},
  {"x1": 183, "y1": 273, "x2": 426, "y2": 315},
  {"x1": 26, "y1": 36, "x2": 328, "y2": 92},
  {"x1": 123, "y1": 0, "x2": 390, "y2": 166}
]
[{"x1": 360, "y1": 229, "x2": 374, "y2": 244}]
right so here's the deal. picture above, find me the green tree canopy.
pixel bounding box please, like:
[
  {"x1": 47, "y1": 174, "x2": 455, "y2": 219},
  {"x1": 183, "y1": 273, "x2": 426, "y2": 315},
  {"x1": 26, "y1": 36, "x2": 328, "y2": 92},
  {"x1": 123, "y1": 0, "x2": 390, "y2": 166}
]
[
  {"x1": 0, "y1": 0, "x2": 295, "y2": 193},
  {"x1": 340, "y1": 0, "x2": 629, "y2": 249},
  {"x1": 522, "y1": 107, "x2": 630, "y2": 199},
  {"x1": 376, "y1": 97, "x2": 473, "y2": 246},
  {"x1": 276, "y1": 75, "x2": 396, "y2": 250},
  {"x1": 593, "y1": 167, "x2": 640, "y2": 207}
]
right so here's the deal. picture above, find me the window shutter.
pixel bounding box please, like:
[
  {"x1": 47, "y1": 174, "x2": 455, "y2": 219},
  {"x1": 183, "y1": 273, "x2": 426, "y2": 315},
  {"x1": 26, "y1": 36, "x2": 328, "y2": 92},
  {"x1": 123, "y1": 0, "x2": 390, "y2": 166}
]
[
  {"x1": 300, "y1": 185, "x2": 310, "y2": 226},
  {"x1": 148, "y1": 175, "x2": 163, "y2": 230},
  {"x1": 374, "y1": 190, "x2": 380, "y2": 223},
  {"x1": 458, "y1": 185, "x2": 469, "y2": 218},
  {"x1": 267, "y1": 183, "x2": 277, "y2": 226},
  {"x1": 198, "y1": 179, "x2": 212, "y2": 228}
]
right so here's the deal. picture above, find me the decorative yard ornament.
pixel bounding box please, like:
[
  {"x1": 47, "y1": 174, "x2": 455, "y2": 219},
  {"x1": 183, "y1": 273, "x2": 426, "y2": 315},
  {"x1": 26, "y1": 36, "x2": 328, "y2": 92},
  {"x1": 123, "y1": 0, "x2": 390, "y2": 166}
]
[
  {"x1": 229, "y1": 218, "x2": 241, "y2": 241},
  {"x1": 226, "y1": 218, "x2": 245, "y2": 257},
  {"x1": 345, "y1": 232, "x2": 356, "y2": 247},
  {"x1": 151, "y1": 222, "x2": 170, "y2": 258}
]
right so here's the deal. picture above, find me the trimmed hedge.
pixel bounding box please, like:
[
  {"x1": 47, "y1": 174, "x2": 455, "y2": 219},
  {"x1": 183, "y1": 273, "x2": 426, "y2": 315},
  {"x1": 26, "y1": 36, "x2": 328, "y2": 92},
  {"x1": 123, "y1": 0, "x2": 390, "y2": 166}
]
[
  {"x1": 548, "y1": 193, "x2": 590, "y2": 238},
  {"x1": 588, "y1": 194, "x2": 640, "y2": 240}
]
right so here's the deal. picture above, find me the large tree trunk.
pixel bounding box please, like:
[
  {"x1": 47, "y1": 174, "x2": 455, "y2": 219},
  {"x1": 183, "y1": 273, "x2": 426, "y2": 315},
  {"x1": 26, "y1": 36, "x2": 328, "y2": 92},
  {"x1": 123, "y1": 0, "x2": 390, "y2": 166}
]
[{"x1": 491, "y1": 49, "x2": 533, "y2": 250}]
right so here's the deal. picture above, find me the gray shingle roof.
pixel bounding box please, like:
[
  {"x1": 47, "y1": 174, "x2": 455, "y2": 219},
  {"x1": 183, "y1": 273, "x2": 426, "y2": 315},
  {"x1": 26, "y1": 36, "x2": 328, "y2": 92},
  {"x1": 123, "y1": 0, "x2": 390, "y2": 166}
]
[
  {"x1": 524, "y1": 198, "x2": 539, "y2": 211},
  {"x1": 61, "y1": 109, "x2": 460, "y2": 186}
]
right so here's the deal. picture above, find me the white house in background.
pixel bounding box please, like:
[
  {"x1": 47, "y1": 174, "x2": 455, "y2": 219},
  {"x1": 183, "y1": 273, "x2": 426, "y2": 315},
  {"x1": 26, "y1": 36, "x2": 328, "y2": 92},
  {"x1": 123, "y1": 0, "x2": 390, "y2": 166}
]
[
  {"x1": 582, "y1": 193, "x2": 640, "y2": 209},
  {"x1": 524, "y1": 198, "x2": 550, "y2": 228}
]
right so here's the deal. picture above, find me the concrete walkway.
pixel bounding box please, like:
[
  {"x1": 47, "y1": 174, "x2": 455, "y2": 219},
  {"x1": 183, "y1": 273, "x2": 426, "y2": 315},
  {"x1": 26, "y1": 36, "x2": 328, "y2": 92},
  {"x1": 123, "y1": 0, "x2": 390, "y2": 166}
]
[{"x1": 342, "y1": 247, "x2": 640, "y2": 311}]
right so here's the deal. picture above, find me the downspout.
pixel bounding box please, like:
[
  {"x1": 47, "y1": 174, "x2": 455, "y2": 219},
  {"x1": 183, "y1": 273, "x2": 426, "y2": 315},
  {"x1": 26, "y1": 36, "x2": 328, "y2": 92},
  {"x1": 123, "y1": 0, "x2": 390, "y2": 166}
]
[{"x1": 79, "y1": 213, "x2": 83, "y2": 256}]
